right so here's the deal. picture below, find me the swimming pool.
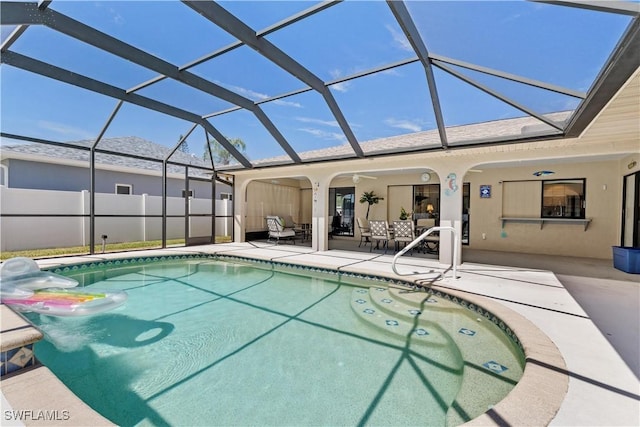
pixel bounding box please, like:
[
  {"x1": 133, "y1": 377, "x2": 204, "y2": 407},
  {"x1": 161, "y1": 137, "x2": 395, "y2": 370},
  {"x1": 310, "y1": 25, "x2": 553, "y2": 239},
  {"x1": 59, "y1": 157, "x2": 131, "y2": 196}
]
[{"x1": 27, "y1": 256, "x2": 524, "y2": 426}]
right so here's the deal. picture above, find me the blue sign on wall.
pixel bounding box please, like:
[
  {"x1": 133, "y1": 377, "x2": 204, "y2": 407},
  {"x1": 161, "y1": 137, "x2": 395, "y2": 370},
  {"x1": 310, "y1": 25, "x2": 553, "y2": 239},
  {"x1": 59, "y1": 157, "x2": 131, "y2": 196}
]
[{"x1": 480, "y1": 185, "x2": 491, "y2": 198}]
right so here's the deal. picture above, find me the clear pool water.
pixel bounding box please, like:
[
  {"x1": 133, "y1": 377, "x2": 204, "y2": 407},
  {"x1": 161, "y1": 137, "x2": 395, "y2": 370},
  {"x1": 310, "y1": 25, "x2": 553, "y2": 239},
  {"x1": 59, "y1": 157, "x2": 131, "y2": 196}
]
[{"x1": 27, "y1": 258, "x2": 524, "y2": 426}]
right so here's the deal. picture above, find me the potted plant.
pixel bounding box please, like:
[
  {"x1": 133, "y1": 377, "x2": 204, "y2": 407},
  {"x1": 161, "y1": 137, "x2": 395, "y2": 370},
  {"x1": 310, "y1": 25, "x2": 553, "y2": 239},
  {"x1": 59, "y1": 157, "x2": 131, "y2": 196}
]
[
  {"x1": 399, "y1": 207, "x2": 409, "y2": 220},
  {"x1": 359, "y1": 191, "x2": 384, "y2": 220}
]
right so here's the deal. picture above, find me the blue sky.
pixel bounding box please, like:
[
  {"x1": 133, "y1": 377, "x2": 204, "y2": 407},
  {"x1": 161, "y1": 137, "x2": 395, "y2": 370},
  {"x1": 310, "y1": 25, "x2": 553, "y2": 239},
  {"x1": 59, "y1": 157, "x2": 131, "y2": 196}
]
[{"x1": 0, "y1": 1, "x2": 634, "y2": 163}]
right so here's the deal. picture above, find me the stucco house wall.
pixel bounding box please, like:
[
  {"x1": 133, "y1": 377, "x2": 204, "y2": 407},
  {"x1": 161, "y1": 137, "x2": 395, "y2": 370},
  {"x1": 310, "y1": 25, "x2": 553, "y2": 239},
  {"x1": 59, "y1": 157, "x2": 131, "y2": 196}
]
[
  {"x1": 324, "y1": 158, "x2": 626, "y2": 259},
  {"x1": 463, "y1": 159, "x2": 624, "y2": 259},
  {"x1": 235, "y1": 130, "x2": 638, "y2": 261}
]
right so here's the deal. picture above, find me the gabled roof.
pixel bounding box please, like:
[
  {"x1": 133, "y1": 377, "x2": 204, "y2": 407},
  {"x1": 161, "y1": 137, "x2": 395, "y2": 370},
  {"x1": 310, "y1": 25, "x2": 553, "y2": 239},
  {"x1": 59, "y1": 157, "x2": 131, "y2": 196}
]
[
  {"x1": 1, "y1": 136, "x2": 211, "y2": 176},
  {"x1": 250, "y1": 111, "x2": 573, "y2": 167}
]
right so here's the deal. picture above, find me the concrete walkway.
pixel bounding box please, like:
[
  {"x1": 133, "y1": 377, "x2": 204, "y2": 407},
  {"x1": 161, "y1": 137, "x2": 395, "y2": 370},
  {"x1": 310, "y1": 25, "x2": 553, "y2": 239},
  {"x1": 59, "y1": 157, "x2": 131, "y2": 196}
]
[{"x1": 460, "y1": 248, "x2": 640, "y2": 380}]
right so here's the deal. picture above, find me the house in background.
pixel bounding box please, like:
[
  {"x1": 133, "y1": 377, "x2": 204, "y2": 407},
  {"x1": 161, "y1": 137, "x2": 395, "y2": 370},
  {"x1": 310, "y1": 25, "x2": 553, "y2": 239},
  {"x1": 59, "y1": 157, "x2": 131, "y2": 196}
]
[
  {"x1": 0, "y1": 136, "x2": 233, "y2": 251},
  {"x1": 0, "y1": 136, "x2": 231, "y2": 199}
]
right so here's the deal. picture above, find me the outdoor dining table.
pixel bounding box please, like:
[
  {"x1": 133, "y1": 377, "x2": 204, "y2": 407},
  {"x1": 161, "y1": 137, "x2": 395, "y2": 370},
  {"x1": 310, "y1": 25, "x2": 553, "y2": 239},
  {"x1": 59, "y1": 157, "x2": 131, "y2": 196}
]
[{"x1": 415, "y1": 226, "x2": 439, "y2": 253}]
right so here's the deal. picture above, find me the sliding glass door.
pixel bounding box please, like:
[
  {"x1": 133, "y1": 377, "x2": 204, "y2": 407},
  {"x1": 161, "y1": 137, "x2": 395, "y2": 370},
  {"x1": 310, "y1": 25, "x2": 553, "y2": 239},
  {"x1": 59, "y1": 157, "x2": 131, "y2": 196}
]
[
  {"x1": 329, "y1": 187, "x2": 355, "y2": 237},
  {"x1": 413, "y1": 183, "x2": 470, "y2": 244},
  {"x1": 622, "y1": 172, "x2": 640, "y2": 247}
]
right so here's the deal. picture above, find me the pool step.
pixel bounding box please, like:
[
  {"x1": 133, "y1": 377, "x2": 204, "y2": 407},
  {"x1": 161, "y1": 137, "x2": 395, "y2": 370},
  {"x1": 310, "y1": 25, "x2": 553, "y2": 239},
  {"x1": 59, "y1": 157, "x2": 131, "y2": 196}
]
[
  {"x1": 1, "y1": 305, "x2": 43, "y2": 377},
  {"x1": 350, "y1": 287, "x2": 454, "y2": 350},
  {"x1": 387, "y1": 288, "x2": 526, "y2": 426},
  {"x1": 350, "y1": 287, "x2": 525, "y2": 426}
]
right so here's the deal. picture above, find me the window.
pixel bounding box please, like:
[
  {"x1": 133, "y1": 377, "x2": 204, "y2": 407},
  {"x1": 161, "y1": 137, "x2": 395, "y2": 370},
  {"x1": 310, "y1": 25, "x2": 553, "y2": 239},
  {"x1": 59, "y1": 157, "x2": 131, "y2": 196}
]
[
  {"x1": 413, "y1": 184, "x2": 440, "y2": 219},
  {"x1": 0, "y1": 164, "x2": 7, "y2": 187},
  {"x1": 221, "y1": 193, "x2": 232, "y2": 201},
  {"x1": 115, "y1": 184, "x2": 132, "y2": 195},
  {"x1": 182, "y1": 189, "x2": 194, "y2": 198},
  {"x1": 541, "y1": 179, "x2": 585, "y2": 218}
]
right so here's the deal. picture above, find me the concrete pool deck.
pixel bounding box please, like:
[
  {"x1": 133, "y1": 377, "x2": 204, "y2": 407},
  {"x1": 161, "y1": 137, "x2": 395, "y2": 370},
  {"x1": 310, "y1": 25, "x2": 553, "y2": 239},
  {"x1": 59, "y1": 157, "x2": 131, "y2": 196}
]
[{"x1": 2, "y1": 242, "x2": 638, "y2": 426}]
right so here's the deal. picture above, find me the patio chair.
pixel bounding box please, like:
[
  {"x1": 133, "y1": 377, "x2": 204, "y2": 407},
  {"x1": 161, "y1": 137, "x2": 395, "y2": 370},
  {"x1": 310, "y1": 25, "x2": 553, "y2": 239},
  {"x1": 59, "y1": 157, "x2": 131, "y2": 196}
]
[
  {"x1": 330, "y1": 214, "x2": 349, "y2": 236},
  {"x1": 392, "y1": 220, "x2": 415, "y2": 253},
  {"x1": 266, "y1": 216, "x2": 296, "y2": 245},
  {"x1": 356, "y1": 217, "x2": 371, "y2": 247},
  {"x1": 369, "y1": 220, "x2": 392, "y2": 254},
  {"x1": 416, "y1": 218, "x2": 439, "y2": 253},
  {"x1": 283, "y1": 215, "x2": 306, "y2": 241}
]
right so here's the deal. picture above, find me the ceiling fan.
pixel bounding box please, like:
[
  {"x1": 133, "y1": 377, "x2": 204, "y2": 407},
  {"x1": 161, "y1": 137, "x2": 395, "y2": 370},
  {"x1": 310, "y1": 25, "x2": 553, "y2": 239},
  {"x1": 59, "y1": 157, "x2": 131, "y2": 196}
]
[{"x1": 352, "y1": 174, "x2": 377, "y2": 184}]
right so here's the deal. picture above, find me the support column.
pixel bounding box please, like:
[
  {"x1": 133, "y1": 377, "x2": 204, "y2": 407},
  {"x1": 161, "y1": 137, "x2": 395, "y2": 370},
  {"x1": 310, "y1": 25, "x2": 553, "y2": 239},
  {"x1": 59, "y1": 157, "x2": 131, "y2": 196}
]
[
  {"x1": 233, "y1": 178, "x2": 247, "y2": 242},
  {"x1": 433, "y1": 167, "x2": 465, "y2": 265},
  {"x1": 311, "y1": 179, "x2": 330, "y2": 251}
]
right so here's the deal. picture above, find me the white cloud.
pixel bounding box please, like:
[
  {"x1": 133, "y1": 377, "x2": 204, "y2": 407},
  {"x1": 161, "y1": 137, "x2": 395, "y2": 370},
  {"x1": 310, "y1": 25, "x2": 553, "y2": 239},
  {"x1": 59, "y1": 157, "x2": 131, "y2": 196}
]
[
  {"x1": 328, "y1": 69, "x2": 351, "y2": 93},
  {"x1": 380, "y1": 68, "x2": 402, "y2": 77},
  {"x1": 331, "y1": 81, "x2": 350, "y2": 93},
  {"x1": 94, "y1": 3, "x2": 124, "y2": 26},
  {"x1": 298, "y1": 127, "x2": 346, "y2": 142},
  {"x1": 295, "y1": 117, "x2": 340, "y2": 128},
  {"x1": 37, "y1": 121, "x2": 96, "y2": 140},
  {"x1": 384, "y1": 118, "x2": 423, "y2": 132},
  {"x1": 273, "y1": 99, "x2": 302, "y2": 108},
  {"x1": 110, "y1": 10, "x2": 125, "y2": 26},
  {"x1": 229, "y1": 84, "x2": 268, "y2": 101},
  {"x1": 219, "y1": 82, "x2": 302, "y2": 108},
  {"x1": 501, "y1": 13, "x2": 523, "y2": 24},
  {"x1": 386, "y1": 24, "x2": 413, "y2": 52}
]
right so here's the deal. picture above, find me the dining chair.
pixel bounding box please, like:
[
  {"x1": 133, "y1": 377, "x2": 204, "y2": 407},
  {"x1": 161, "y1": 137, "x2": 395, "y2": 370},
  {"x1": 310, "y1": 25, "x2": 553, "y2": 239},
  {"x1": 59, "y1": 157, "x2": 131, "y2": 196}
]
[
  {"x1": 369, "y1": 220, "x2": 392, "y2": 254},
  {"x1": 392, "y1": 220, "x2": 415, "y2": 253},
  {"x1": 356, "y1": 217, "x2": 371, "y2": 247}
]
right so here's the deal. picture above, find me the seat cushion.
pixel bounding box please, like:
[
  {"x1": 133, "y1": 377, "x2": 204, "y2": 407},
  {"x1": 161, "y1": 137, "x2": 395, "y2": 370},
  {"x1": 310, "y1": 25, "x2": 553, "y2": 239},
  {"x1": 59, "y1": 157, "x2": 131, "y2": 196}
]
[{"x1": 272, "y1": 229, "x2": 295, "y2": 238}]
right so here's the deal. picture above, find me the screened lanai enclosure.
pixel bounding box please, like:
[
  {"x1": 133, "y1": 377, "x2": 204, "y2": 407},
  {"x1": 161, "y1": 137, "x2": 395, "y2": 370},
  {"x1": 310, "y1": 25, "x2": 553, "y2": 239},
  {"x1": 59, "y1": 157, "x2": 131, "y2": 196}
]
[{"x1": 1, "y1": 1, "x2": 638, "y2": 254}]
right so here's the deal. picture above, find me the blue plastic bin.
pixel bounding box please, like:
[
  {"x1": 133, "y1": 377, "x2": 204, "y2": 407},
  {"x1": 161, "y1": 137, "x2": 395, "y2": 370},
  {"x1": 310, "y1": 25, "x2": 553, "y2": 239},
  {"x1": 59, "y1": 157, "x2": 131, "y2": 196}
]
[{"x1": 612, "y1": 246, "x2": 640, "y2": 274}]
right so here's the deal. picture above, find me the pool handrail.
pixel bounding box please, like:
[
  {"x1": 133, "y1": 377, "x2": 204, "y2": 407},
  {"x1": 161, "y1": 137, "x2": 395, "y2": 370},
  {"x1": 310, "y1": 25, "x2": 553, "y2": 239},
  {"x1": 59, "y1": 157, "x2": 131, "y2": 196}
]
[{"x1": 391, "y1": 226, "x2": 459, "y2": 279}]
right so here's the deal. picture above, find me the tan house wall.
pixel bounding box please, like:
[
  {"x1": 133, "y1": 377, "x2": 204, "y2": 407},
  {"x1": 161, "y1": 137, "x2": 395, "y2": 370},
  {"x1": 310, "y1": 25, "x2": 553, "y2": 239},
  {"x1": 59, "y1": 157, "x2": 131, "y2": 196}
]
[
  {"x1": 239, "y1": 155, "x2": 632, "y2": 259},
  {"x1": 620, "y1": 154, "x2": 640, "y2": 176},
  {"x1": 464, "y1": 160, "x2": 621, "y2": 259},
  {"x1": 338, "y1": 159, "x2": 625, "y2": 259}
]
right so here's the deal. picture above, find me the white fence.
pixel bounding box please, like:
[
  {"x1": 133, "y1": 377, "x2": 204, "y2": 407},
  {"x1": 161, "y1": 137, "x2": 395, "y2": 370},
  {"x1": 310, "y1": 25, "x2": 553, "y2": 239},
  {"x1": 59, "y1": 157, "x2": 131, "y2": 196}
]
[{"x1": 0, "y1": 187, "x2": 232, "y2": 251}]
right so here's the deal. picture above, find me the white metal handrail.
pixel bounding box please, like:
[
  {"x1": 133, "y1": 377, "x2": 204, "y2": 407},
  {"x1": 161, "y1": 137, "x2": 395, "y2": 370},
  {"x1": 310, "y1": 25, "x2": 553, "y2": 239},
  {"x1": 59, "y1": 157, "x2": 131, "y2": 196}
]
[{"x1": 391, "y1": 226, "x2": 459, "y2": 279}]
